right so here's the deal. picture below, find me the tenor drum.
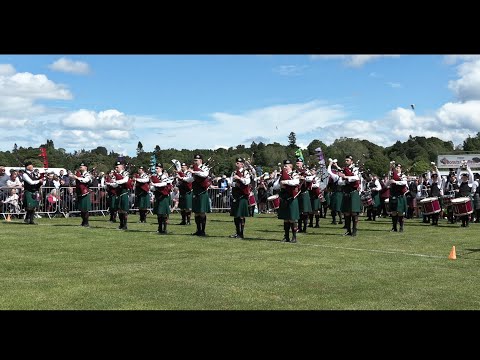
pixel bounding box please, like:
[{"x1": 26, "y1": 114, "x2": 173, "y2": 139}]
[
  {"x1": 451, "y1": 197, "x2": 473, "y2": 216},
  {"x1": 248, "y1": 192, "x2": 256, "y2": 207},
  {"x1": 419, "y1": 197, "x2": 441, "y2": 215},
  {"x1": 360, "y1": 192, "x2": 373, "y2": 207},
  {"x1": 267, "y1": 194, "x2": 280, "y2": 210}
]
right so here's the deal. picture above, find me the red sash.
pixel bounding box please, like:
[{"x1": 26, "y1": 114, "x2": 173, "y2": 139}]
[
  {"x1": 76, "y1": 171, "x2": 90, "y2": 196},
  {"x1": 343, "y1": 166, "x2": 360, "y2": 190},
  {"x1": 192, "y1": 164, "x2": 211, "y2": 189},
  {"x1": 135, "y1": 173, "x2": 150, "y2": 192},
  {"x1": 151, "y1": 175, "x2": 172, "y2": 196},
  {"x1": 281, "y1": 168, "x2": 299, "y2": 198}
]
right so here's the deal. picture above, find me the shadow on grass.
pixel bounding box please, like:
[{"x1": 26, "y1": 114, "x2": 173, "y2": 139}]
[{"x1": 460, "y1": 248, "x2": 480, "y2": 260}]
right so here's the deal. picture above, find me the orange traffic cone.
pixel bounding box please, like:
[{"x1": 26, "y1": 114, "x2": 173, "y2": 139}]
[
  {"x1": 6, "y1": 214, "x2": 11, "y2": 222},
  {"x1": 448, "y1": 246, "x2": 456, "y2": 260}
]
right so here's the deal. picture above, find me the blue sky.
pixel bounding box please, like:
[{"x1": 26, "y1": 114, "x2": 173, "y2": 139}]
[{"x1": 1, "y1": 54, "x2": 479, "y2": 156}]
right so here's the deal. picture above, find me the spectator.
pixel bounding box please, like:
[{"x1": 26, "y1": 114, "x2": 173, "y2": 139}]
[
  {"x1": 170, "y1": 187, "x2": 179, "y2": 212},
  {"x1": 6, "y1": 170, "x2": 23, "y2": 189},
  {"x1": 1, "y1": 188, "x2": 21, "y2": 214},
  {"x1": 0, "y1": 166, "x2": 10, "y2": 194}
]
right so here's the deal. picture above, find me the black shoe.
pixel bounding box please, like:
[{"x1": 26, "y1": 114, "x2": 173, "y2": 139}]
[
  {"x1": 192, "y1": 231, "x2": 201, "y2": 236},
  {"x1": 186, "y1": 221, "x2": 191, "y2": 225},
  {"x1": 343, "y1": 231, "x2": 352, "y2": 236},
  {"x1": 399, "y1": 227, "x2": 404, "y2": 232},
  {"x1": 29, "y1": 222, "x2": 38, "y2": 225},
  {"x1": 282, "y1": 237, "x2": 290, "y2": 242},
  {"x1": 390, "y1": 228, "x2": 398, "y2": 232},
  {"x1": 198, "y1": 231, "x2": 206, "y2": 237},
  {"x1": 365, "y1": 218, "x2": 372, "y2": 221},
  {"x1": 83, "y1": 223, "x2": 90, "y2": 228},
  {"x1": 331, "y1": 221, "x2": 337, "y2": 225},
  {"x1": 290, "y1": 238, "x2": 297, "y2": 243},
  {"x1": 179, "y1": 221, "x2": 186, "y2": 225},
  {"x1": 338, "y1": 221, "x2": 343, "y2": 225},
  {"x1": 351, "y1": 229, "x2": 357, "y2": 237},
  {"x1": 229, "y1": 234, "x2": 240, "y2": 238},
  {"x1": 308, "y1": 224, "x2": 313, "y2": 228},
  {"x1": 314, "y1": 224, "x2": 320, "y2": 228}
]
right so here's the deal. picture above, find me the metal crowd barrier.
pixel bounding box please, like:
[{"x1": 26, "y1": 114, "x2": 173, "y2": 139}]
[{"x1": 1, "y1": 185, "x2": 235, "y2": 219}]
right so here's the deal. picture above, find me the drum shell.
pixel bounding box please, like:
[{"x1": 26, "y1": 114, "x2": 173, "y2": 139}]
[{"x1": 419, "y1": 197, "x2": 441, "y2": 215}]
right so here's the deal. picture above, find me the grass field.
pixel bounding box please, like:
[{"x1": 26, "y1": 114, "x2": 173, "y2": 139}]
[{"x1": 1, "y1": 212, "x2": 480, "y2": 310}]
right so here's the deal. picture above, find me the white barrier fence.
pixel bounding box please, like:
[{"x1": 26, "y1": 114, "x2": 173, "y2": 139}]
[{"x1": 1, "y1": 186, "x2": 237, "y2": 220}]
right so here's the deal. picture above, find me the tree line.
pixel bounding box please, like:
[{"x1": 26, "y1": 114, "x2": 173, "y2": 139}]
[{"x1": 2, "y1": 131, "x2": 480, "y2": 177}]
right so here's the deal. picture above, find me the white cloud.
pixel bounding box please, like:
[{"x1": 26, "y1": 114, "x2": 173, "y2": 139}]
[
  {"x1": 443, "y1": 55, "x2": 480, "y2": 65},
  {"x1": 48, "y1": 57, "x2": 91, "y2": 75},
  {"x1": 0, "y1": 68, "x2": 72, "y2": 122},
  {"x1": 273, "y1": 65, "x2": 307, "y2": 76},
  {"x1": 0, "y1": 72, "x2": 72, "y2": 99},
  {"x1": 0, "y1": 64, "x2": 15, "y2": 75},
  {"x1": 60, "y1": 109, "x2": 132, "y2": 130},
  {"x1": 386, "y1": 82, "x2": 402, "y2": 88},
  {"x1": 448, "y1": 59, "x2": 480, "y2": 101},
  {"x1": 311, "y1": 55, "x2": 400, "y2": 67}
]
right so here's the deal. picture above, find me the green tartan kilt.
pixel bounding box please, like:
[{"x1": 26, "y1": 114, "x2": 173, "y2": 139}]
[
  {"x1": 373, "y1": 192, "x2": 381, "y2": 208},
  {"x1": 309, "y1": 190, "x2": 320, "y2": 211},
  {"x1": 23, "y1": 190, "x2": 39, "y2": 210},
  {"x1": 179, "y1": 191, "x2": 193, "y2": 210},
  {"x1": 298, "y1": 191, "x2": 312, "y2": 213},
  {"x1": 341, "y1": 190, "x2": 361, "y2": 213},
  {"x1": 277, "y1": 193, "x2": 300, "y2": 220},
  {"x1": 324, "y1": 192, "x2": 331, "y2": 206},
  {"x1": 136, "y1": 192, "x2": 151, "y2": 209},
  {"x1": 77, "y1": 193, "x2": 92, "y2": 211},
  {"x1": 113, "y1": 190, "x2": 130, "y2": 212},
  {"x1": 389, "y1": 195, "x2": 408, "y2": 214},
  {"x1": 107, "y1": 194, "x2": 116, "y2": 210},
  {"x1": 330, "y1": 191, "x2": 344, "y2": 212},
  {"x1": 153, "y1": 194, "x2": 171, "y2": 215},
  {"x1": 230, "y1": 196, "x2": 249, "y2": 217},
  {"x1": 192, "y1": 190, "x2": 211, "y2": 213}
]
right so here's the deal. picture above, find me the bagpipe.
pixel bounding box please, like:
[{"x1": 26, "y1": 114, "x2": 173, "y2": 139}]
[
  {"x1": 134, "y1": 173, "x2": 151, "y2": 192},
  {"x1": 104, "y1": 175, "x2": 118, "y2": 196},
  {"x1": 75, "y1": 171, "x2": 91, "y2": 196},
  {"x1": 232, "y1": 168, "x2": 251, "y2": 196},
  {"x1": 280, "y1": 166, "x2": 299, "y2": 198},
  {"x1": 150, "y1": 173, "x2": 174, "y2": 196},
  {"x1": 192, "y1": 157, "x2": 214, "y2": 189},
  {"x1": 389, "y1": 160, "x2": 408, "y2": 194},
  {"x1": 342, "y1": 165, "x2": 360, "y2": 190},
  {"x1": 113, "y1": 171, "x2": 134, "y2": 190}
]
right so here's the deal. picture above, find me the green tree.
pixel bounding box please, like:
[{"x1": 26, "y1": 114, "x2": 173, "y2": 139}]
[
  {"x1": 137, "y1": 141, "x2": 144, "y2": 156},
  {"x1": 463, "y1": 132, "x2": 480, "y2": 151},
  {"x1": 288, "y1": 132, "x2": 297, "y2": 148}
]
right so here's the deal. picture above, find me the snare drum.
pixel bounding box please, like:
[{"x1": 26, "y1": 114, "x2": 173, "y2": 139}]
[
  {"x1": 360, "y1": 192, "x2": 373, "y2": 207},
  {"x1": 267, "y1": 194, "x2": 280, "y2": 210},
  {"x1": 384, "y1": 198, "x2": 391, "y2": 215},
  {"x1": 248, "y1": 192, "x2": 256, "y2": 207},
  {"x1": 451, "y1": 197, "x2": 473, "y2": 216},
  {"x1": 419, "y1": 197, "x2": 441, "y2": 215}
]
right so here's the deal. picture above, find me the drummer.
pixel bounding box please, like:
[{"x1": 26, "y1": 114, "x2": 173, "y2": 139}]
[
  {"x1": 363, "y1": 173, "x2": 381, "y2": 221},
  {"x1": 444, "y1": 172, "x2": 459, "y2": 224},
  {"x1": 456, "y1": 161, "x2": 474, "y2": 227},
  {"x1": 426, "y1": 162, "x2": 444, "y2": 226},
  {"x1": 388, "y1": 162, "x2": 408, "y2": 232}
]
